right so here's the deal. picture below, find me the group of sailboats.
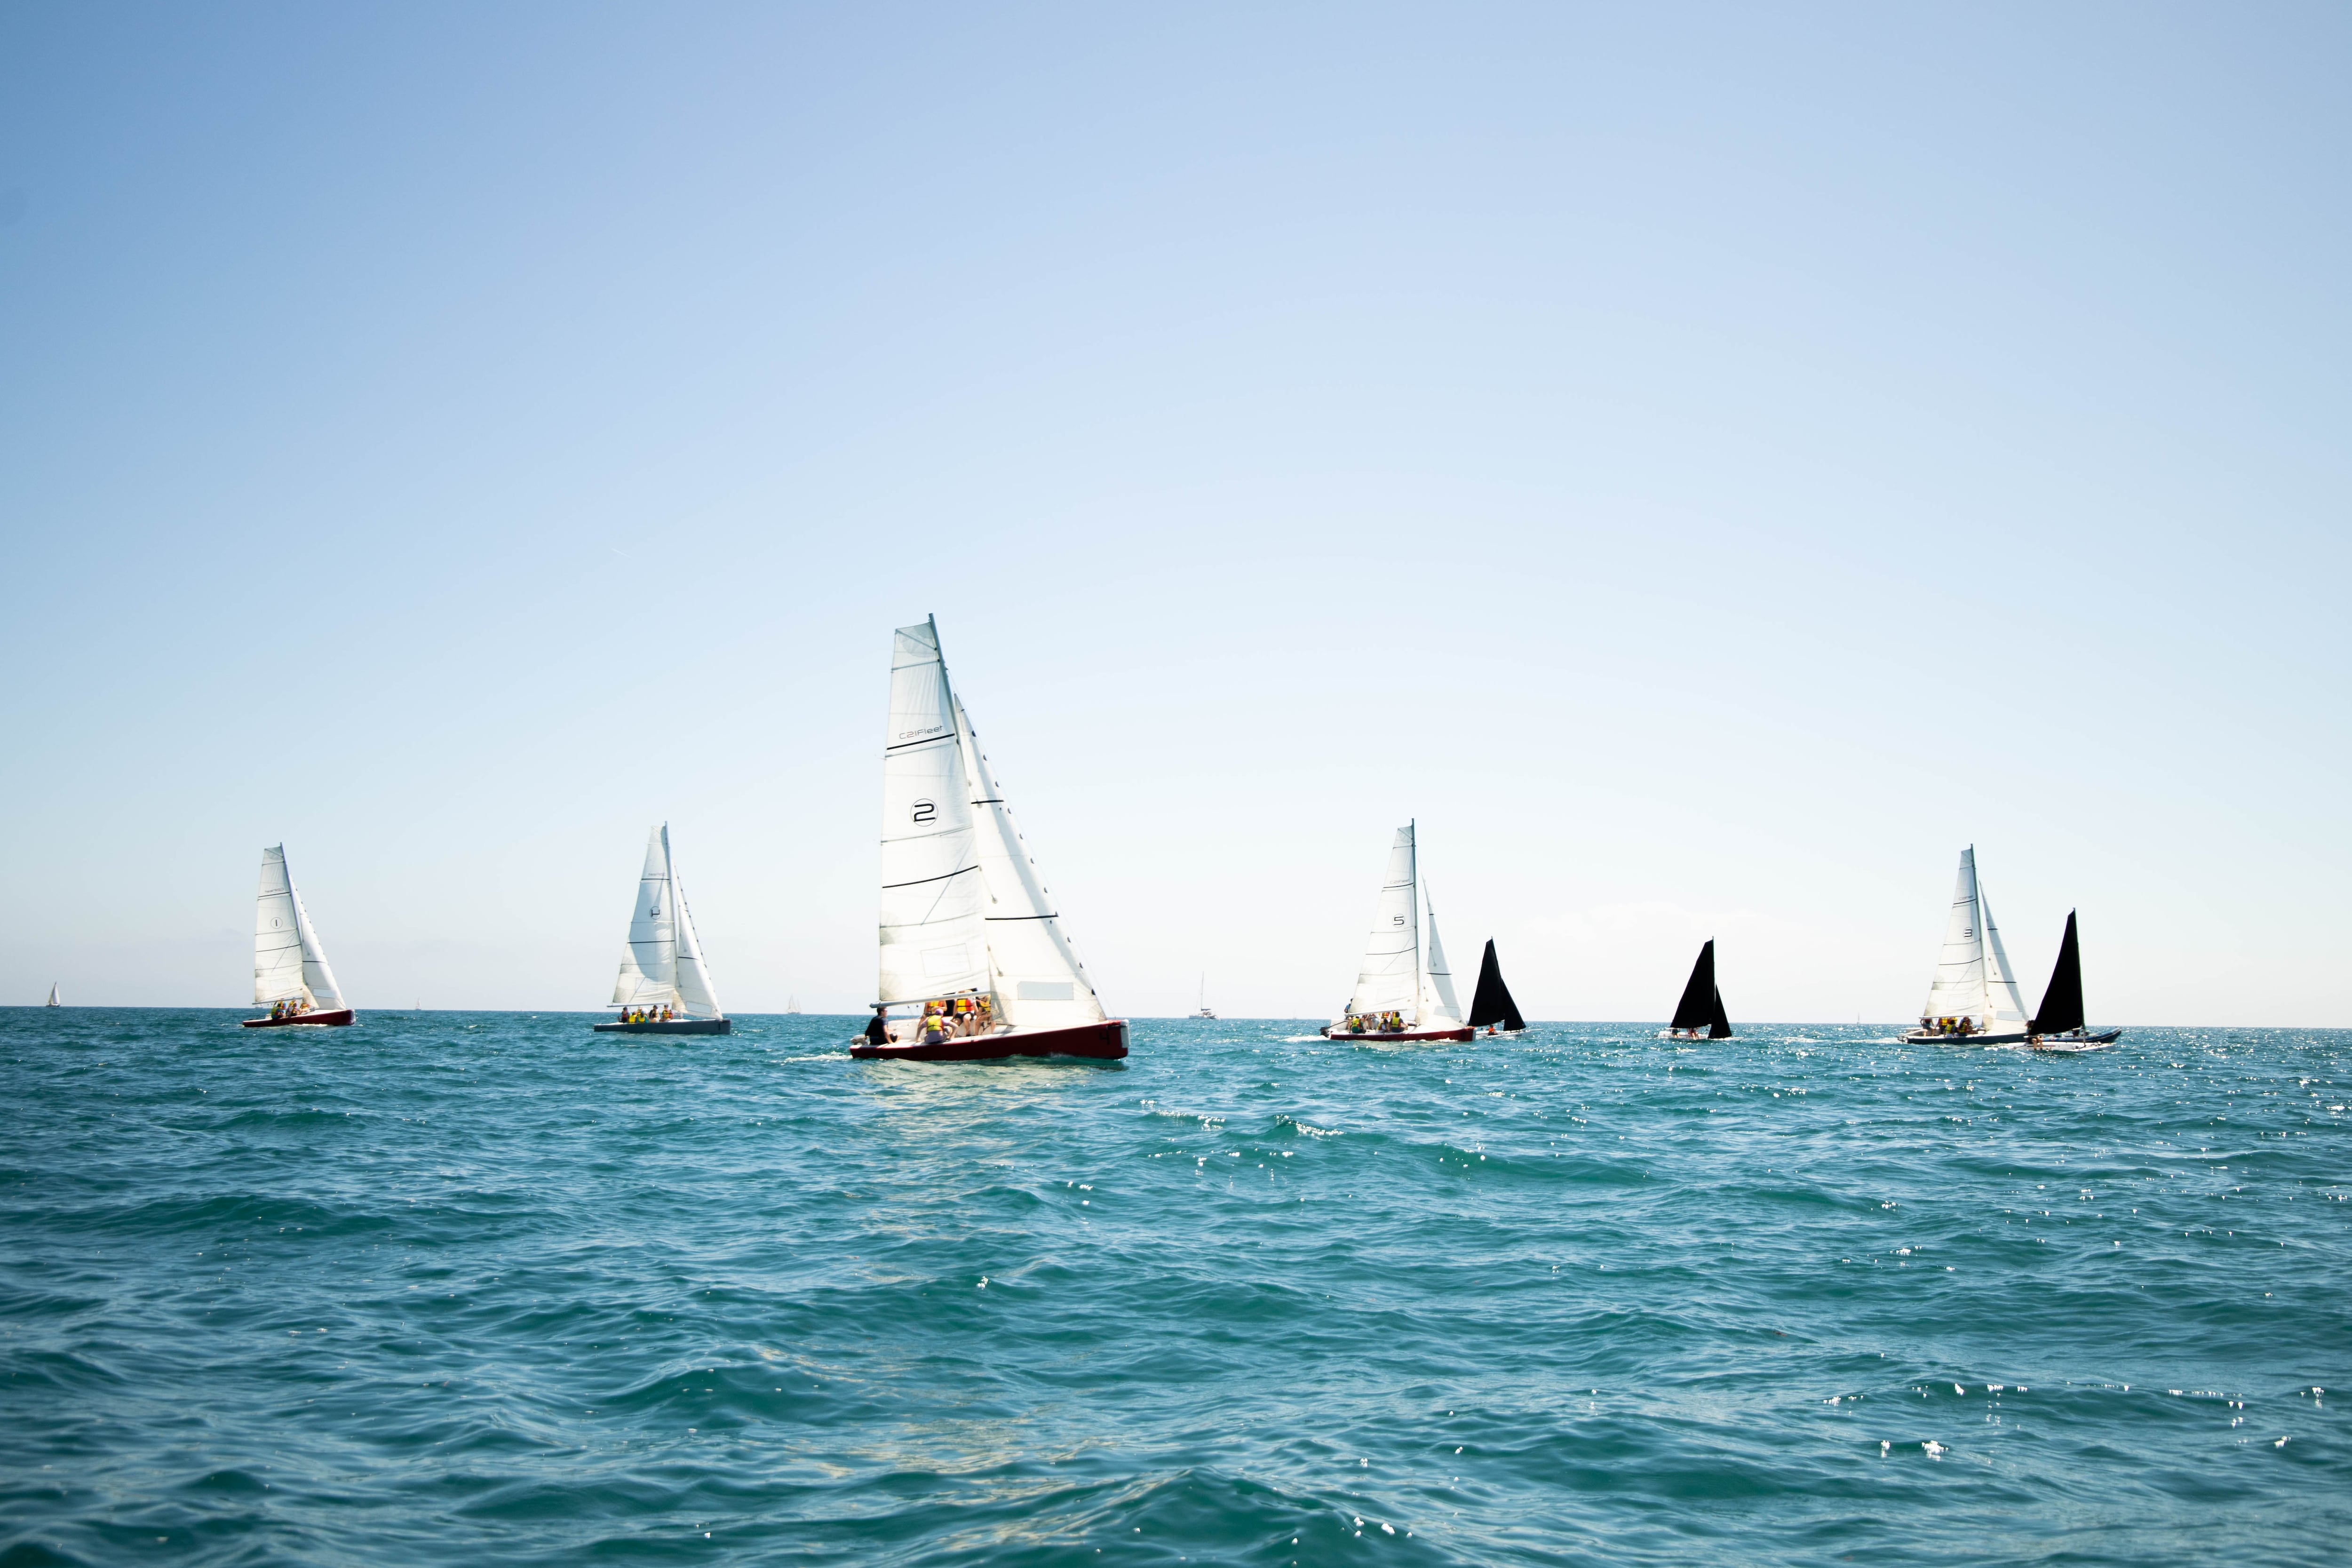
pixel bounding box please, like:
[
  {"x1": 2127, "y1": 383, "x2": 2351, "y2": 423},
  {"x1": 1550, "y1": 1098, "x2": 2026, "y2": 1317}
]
[
  {"x1": 214, "y1": 625, "x2": 2116, "y2": 1063},
  {"x1": 1903, "y1": 846, "x2": 2119, "y2": 1048}
]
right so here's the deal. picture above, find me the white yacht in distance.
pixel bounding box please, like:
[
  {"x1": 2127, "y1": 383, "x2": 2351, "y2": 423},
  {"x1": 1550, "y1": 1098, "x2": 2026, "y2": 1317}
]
[
  {"x1": 44, "y1": 982, "x2": 59, "y2": 1007},
  {"x1": 1902, "y1": 846, "x2": 2031, "y2": 1044},
  {"x1": 1196, "y1": 974, "x2": 1216, "y2": 1020},
  {"x1": 851, "y1": 617, "x2": 1128, "y2": 1062},
  {"x1": 597, "y1": 824, "x2": 730, "y2": 1035},
  {"x1": 1322, "y1": 823, "x2": 1471, "y2": 1042},
  {"x1": 244, "y1": 846, "x2": 354, "y2": 1027}
]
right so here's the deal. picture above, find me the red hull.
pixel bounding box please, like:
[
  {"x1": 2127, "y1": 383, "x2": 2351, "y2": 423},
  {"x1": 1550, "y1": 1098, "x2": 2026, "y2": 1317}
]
[
  {"x1": 241, "y1": 1009, "x2": 356, "y2": 1028},
  {"x1": 1321, "y1": 1025, "x2": 1474, "y2": 1043},
  {"x1": 850, "y1": 1019, "x2": 1129, "y2": 1062}
]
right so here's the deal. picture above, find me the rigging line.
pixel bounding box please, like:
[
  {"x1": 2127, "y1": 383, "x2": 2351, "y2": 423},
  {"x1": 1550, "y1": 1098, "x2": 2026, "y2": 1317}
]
[
  {"x1": 984, "y1": 914, "x2": 1060, "y2": 922},
  {"x1": 884, "y1": 733, "x2": 956, "y2": 753},
  {"x1": 882, "y1": 865, "x2": 982, "y2": 891}
]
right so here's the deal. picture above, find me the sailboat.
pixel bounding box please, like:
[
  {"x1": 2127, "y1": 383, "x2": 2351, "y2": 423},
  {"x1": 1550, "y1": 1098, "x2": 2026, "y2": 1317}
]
[
  {"x1": 1661, "y1": 939, "x2": 1733, "y2": 1040},
  {"x1": 242, "y1": 846, "x2": 355, "y2": 1027},
  {"x1": 1320, "y1": 823, "x2": 1472, "y2": 1042},
  {"x1": 850, "y1": 618, "x2": 1129, "y2": 1062},
  {"x1": 1901, "y1": 846, "x2": 2032, "y2": 1044},
  {"x1": 43, "y1": 983, "x2": 59, "y2": 1007},
  {"x1": 2027, "y1": 911, "x2": 2122, "y2": 1049},
  {"x1": 595, "y1": 824, "x2": 731, "y2": 1035},
  {"x1": 786, "y1": 995, "x2": 802, "y2": 1014},
  {"x1": 1196, "y1": 974, "x2": 1216, "y2": 1020},
  {"x1": 1466, "y1": 941, "x2": 1525, "y2": 1035}
]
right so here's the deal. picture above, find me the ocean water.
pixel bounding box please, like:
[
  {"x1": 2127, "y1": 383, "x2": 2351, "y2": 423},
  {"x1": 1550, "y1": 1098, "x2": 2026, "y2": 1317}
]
[{"x1": 1, "y1": 1011, "x2": 2345, "y2": 1566}]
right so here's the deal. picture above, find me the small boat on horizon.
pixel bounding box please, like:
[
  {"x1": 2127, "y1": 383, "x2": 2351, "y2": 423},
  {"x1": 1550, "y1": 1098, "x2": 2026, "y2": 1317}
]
[
  {"x1": 2026, "y1": 910, "x2": 2122, "y2": 1050},
  {"x1": 851, "y1": 618, "x2": 1128, "y2": 1062},
  {"x1": 1902, "y1": 847, "x2": 2034, "y2": 1045},
  {"x1": 596, "y1": 824, "x2": 731, "y2": 1035},
  {"x1": 1662, "y1": 939, "x2": 1733, "y2": 1040},
  {"x1": 44, "y1": 982, "x2": 59, "y2": 1007},
  {"x1": 1321, "y1": 823, "x2": 1472, "y2": 1043},
  {"x1": 243, "y1": 845, "x2": 355, "y2": 1027},
  {"x1": 1195, "y1": 973, "x2": 1216, "y2": 1020},
  {"x1": 1466, "y1": 940, "x2": 1525, "y2": 1035}
]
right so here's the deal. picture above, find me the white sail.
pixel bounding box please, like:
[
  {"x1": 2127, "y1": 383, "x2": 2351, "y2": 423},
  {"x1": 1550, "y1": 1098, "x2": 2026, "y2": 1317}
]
[
  {"x1": 1920, "y1": 845, "x2": 2027, "y2": 1029},
  {"x1": 611, "y1": 825, "x2": 679, "y2": 1008},
  {"x1": 45, "y1": 983, "x2": 58, "y2": 1006},
  {"x1": 1420, "y1": 885, "x2": 1465, "y2": 1026},
  {"x1": 1345, "y1": 825, "x2": 1422, "y2": 1019},
  {"x1": 671, "y1": 874, "x2": 723, "y2": 1019},
  {"x1": 1978, "y1": 883, "x2": 2030, "y2": 1029},
  {"x1": 291, "y1": 883, "x2": 345, "y2": 1010},
  {"x1": 877, "y1": 620, "x2": 991, "y2": 1005},
  {"x1": 955, "y1": 695, "x2": 1105, "y2": 1030},
  {"x1": 254, "y1": 846, "x2": 312, "y2": 1006}
]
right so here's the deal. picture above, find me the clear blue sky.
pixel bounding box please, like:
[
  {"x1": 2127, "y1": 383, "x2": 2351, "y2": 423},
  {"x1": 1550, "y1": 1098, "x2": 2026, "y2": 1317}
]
[{"x1": 3, "y1": 4, "x2": 2345, "y2": 1022}]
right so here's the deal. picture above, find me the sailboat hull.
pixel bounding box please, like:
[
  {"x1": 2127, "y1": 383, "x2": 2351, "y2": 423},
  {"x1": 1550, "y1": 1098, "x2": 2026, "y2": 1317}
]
[
  {"x1": 1902, "y1": 1027, "x2": 2032, "y2": 1045},
  {"x1": 850, "y1": 1019, "x2": 1129, "y2": 1062},
  {"x1": 1319, "y1": 1024, "x2": 1474, "y2": 1043},
  {"x1": 594, "y1": 1017, "x2": 732, "y2": 1035},
  {"x1": 241, "y1": 1009, "x2": 355, "y2": 1028},
  {"x1": 2032, "y1": 1028, "x2": 2123, "y2": 1050}
]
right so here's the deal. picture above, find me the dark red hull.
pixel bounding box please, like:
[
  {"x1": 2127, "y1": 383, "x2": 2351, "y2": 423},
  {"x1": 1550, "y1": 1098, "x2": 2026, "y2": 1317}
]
[
  {"x1": 1320, "y1": 1024, "x2": 1474, "y2": 1042},
  {"x1": 850, "y1": 1019, "x2": 1128, "y2": 1062},
  {"x1": 241, "y1": 1009, "x2": 356, "y2": 1028}
]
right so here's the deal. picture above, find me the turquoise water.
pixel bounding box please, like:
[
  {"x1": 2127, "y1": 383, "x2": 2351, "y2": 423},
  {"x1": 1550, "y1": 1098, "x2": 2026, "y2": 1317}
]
[{"x1": 2, "y1": 1011, "x2": 2345, "y2": 1565}]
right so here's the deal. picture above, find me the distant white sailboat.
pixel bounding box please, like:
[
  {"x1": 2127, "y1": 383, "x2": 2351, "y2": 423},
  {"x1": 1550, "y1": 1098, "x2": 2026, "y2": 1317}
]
[
  {"x1": 1902, "y1": 846, "x2": 2031, "y2": 1044},
  {"x1": 1322, "y1": 823, "x2": 1472, "y2": 1042},
  {"x1": 44, "y1": 982, "x2": 59, "y2": 1007},
  {"x1": 243, "y1": 846, "x2": 355, "y2": 1027},
  {"x1": 851, "y1": 618, "x2": 1128, "y2": 1061},
  {"x1": 1195, "y1": 973, "x2": 1216, "y2": 1020},
  {"x1": 786, "y1": 995, "x2": 802, "y2": 1014},
  {"x1": 596, "y1": 824, "x2": 731, "y2": 1035}
]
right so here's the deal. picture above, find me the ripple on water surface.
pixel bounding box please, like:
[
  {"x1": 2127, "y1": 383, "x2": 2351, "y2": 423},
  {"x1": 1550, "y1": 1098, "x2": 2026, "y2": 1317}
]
[{"x1": 1, "y1": 1010, "x2": 2347, "y2": 1565}]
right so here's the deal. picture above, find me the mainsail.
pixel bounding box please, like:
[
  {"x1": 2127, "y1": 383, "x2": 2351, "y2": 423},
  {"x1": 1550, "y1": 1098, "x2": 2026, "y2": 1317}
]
[
  {"x1": 1346, "y1": 826, "x2": 1422, "y2": 1019},
  {"x1": 878, "y1": 620, "x2": 991, "y2": 1005},
  {"x1": 1920, "y1": 847, "x2": 2028, "y2": 1031},
  {"x1": 955, "y1": 695, "x2": 1105, "y2": 1030},
  {"x1": 254, "y1": 845, "x2": 342, "y2": 1008},
  {"x1": 1465, "y1": 940, "x2": 1524, "y2": 1032},
  {"x1": 611, "y1": 824, "x2": 723, "y2": 1018},
  {"x1": 44, "y1": 983, "x2": 59, "y2": 1007},
  {"x1": 1670, "y1": 939, "x2": 1731, "y2": 1039},
  {"x1": 2029, "y1": 910, "x2": 2085, "y2": 1035}
]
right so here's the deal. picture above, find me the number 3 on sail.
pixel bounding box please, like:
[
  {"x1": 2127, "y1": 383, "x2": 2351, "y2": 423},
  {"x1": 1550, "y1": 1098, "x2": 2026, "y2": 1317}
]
[{"x1": 852, "y1": 618, "x2": 1129, "y2": 1063}]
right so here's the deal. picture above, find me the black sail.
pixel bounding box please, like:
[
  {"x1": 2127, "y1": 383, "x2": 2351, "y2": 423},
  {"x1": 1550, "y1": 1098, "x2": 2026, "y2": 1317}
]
[
  {"x1": 1670, "y1": 940, "x2": 1717, "y2": 1033},
  {"x1": 1708, "y1": 984, "x2": 1732, "y2": 1040},
  {"x1": 2029, "y1": 910, "x2": 2085, "y2": 1035},
  {"x1": 1467, "y1": 940, "x2": 1525, "y2": 1031}
]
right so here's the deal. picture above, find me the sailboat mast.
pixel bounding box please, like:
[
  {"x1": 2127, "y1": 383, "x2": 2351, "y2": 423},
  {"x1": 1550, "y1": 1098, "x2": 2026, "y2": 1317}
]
[{"x1": 1408, "y1": 820, "x2": 1422, "y2": 1020}]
